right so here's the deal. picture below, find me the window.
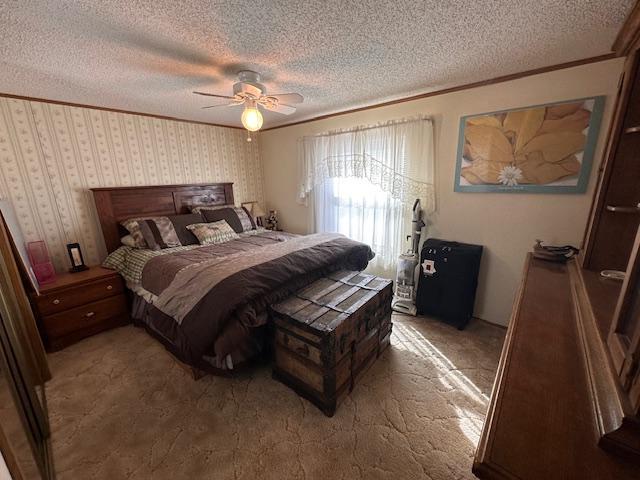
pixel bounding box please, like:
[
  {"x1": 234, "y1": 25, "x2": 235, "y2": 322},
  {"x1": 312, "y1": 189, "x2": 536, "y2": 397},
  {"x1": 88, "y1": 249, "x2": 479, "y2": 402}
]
[
  {"x1": 300, "y1": 117, "x2": 435, "y2": 277},
  {"x1": 314, "y1": 177, "x2": 405, "y2": 277}
]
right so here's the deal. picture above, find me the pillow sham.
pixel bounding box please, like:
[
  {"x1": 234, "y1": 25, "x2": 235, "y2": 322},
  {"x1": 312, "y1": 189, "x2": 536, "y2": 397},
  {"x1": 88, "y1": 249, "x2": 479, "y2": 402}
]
[
  {"x1": 192, "y1": 205, "x2": 255, "y2": 233},
  {"x1": 121, "y1": 217, "x2": 182, "y2": 250},
  {"x1": 186, "y1": 220, "x2": 239, "y2": 245},
  {"x1": 120, "y1": 235, "x2": 137, "y2": 248},
  {"x1": 167, "y1": 213, "x2": 204, "y2": 246}
]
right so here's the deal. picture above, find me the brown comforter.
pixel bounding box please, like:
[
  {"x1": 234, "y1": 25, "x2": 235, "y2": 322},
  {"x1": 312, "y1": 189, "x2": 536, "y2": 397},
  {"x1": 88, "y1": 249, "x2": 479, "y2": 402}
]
[{"x1": 139, "y1": 231, "x2": 374, "y2": 371}]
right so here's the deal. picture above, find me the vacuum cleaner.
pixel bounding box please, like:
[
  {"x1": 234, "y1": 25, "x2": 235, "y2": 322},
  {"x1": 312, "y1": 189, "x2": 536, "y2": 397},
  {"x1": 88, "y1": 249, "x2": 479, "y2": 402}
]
[{"x1": 391, "y1": 199, "x2": 425, "y2": 316}]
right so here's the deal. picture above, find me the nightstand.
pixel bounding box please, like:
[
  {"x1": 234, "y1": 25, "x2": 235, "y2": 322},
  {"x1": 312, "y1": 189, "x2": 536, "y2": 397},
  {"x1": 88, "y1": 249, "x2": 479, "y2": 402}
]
[{"x1": 31, "y1": 266, "x2": 129, "y2": 351}]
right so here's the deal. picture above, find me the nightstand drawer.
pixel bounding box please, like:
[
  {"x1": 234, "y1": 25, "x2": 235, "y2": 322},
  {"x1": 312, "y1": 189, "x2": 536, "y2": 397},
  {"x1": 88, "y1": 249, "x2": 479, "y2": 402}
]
[
  {"x1": 42, "y1": 294, "x2": 128, "y2": 338},
  {"x1": 37, "y1": 276, "x2": 123, "y2": 316}
]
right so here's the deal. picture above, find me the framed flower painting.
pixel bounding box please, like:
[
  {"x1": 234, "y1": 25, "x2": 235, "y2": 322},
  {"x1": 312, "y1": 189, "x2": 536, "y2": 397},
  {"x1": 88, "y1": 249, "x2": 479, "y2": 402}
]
[{"x1": 454, "y1": 96, "x2": 605, "y2": 193}]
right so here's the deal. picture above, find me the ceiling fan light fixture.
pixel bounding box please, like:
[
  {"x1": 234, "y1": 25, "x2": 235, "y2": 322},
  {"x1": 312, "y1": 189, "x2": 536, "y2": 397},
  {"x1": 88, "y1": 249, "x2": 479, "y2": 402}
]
[
  {"x1": 241, "y1": 102, "x2": 263, "y2": 132},
  {"x1": 195, "y1": 71, "x2": 302, "y2": 133}
]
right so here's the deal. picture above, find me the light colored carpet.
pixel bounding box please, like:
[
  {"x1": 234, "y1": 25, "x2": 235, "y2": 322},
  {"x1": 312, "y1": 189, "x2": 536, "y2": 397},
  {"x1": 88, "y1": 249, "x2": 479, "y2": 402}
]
[{"x1": 46, "y1": 314, "x2": 504, "y2": 480}]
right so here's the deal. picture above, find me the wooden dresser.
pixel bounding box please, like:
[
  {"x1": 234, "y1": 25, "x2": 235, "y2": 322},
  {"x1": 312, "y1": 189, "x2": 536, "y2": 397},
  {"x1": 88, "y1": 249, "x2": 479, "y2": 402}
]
[
  {"x1": 31, "y1": 267, "x2": 129, "y2": 351},
  {"x1": 473, "y1": 255, "x2": 639, "y2": 479}
]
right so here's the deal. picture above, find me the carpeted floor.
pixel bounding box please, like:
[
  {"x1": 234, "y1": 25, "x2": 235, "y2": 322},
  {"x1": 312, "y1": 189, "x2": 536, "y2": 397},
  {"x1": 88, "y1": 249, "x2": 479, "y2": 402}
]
[{"x1": 46, "y1": 314, "x2": 504, "y2": 480}]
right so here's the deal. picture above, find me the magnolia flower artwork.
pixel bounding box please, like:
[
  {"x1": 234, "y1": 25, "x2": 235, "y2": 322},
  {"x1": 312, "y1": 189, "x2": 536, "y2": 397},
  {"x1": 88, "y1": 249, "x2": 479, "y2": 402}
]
[{"x1": 454, "y1": 96, "x2": 605, "y2": 193}]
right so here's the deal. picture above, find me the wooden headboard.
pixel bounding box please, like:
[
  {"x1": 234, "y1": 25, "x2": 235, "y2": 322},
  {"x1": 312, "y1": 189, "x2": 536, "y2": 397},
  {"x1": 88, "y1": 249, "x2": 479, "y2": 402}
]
[{"x1": 91, "y1": 183, "x2": 234, "y2": 253}]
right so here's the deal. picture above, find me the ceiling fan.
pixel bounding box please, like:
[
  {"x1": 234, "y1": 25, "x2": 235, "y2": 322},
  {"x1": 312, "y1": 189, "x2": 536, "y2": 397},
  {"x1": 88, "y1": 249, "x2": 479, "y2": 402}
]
[{"x1": 194, "y1": 70, "x2": 303, "y2": 132}]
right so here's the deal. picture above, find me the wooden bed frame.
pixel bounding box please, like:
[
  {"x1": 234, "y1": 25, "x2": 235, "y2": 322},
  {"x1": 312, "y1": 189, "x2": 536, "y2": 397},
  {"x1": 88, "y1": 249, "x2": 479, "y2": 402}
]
[{"x1": 91, "y1": 183, "x2": 234, "y2": 253}]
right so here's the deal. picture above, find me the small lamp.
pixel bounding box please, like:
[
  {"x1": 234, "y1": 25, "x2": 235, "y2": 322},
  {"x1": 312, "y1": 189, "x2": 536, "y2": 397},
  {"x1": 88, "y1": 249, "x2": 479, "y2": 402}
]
[
  {"x1": 242, "y1": 201, "x2": 266, "y2": 227},
  {"x1": 252, "y1": 203, "x2": 266, "y2": 227}
]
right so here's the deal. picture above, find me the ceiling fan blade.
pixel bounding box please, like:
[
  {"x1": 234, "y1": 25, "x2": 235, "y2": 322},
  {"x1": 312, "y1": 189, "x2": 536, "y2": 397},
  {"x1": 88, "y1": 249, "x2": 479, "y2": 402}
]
[
  {"x1": 267, "y1": 93, "x2": 303, "y2": 104},
  {"x1": 193, "y1": 91, "x2": 235, "y2": 99},
  {"x1": 202, "y1": 102, "x2": 243, "y2": 109},
  {"x1": 263, "y1": 103, "x2": 296, "y2": 115}
]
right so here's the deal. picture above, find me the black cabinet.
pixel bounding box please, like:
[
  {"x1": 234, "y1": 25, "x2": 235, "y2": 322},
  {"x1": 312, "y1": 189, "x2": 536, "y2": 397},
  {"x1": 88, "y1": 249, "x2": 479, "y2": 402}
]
[{"x1": 416, "y1": 238, "x2": 483, "y2": 329}]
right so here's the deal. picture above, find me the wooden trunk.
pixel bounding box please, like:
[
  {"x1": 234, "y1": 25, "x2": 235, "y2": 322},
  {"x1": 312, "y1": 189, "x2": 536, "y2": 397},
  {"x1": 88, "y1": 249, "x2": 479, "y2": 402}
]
[{"x1": 270, "y1": 270, "x2": 393, "y2": 416}]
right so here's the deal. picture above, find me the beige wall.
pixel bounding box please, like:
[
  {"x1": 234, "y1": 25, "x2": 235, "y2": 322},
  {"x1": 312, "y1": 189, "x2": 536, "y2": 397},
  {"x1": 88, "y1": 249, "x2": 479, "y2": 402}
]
[
  {"x1": 260, "y1": 58, "x2": 625, "y2": 326},
  {"x1": 0, "y1": 451, "x2": 10, "y2": 480},
  {"x1": 0, "y1": 98, "x2": 263, "y2": 271}
]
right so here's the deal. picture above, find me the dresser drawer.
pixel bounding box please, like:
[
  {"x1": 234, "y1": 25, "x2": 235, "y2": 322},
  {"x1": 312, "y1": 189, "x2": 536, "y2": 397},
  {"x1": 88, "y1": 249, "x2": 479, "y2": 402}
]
[
  {"x1": 37, "y1": 276, "x2": 123, "y2": 316},
  {"x1": 42, "y1": 294, "x2": 128, "y2": 338}
]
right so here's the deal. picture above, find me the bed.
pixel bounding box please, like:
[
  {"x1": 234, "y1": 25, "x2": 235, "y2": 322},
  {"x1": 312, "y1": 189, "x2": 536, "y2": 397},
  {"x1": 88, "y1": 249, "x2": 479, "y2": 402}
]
[{"x1": 91, "y1": 183, "x2": 374, "y2": 374}]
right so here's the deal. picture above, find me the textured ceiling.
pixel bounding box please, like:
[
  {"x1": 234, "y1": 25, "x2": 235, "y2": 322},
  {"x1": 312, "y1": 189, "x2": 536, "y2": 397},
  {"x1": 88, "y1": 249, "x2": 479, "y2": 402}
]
[{"x1": 0, "y1": 1, "x2": 634, "y2": 129}]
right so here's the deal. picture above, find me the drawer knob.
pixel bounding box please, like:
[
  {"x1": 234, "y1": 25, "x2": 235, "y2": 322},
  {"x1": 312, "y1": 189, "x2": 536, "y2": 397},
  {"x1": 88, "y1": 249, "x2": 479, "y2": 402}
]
[
  {"x1": 106, "y1": 285, "x2": 113, "y2": 290},
  {"x1": 85, "y1": 312, "x2": 95, "y2": 318},
  {"x1": 52, "y1": 299, "x2": 60, "y2": 305}
]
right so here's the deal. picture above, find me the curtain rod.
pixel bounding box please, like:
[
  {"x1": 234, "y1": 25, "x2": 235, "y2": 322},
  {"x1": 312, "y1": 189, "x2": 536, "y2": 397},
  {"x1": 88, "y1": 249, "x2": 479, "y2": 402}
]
[{"x1": 302, "y1": 115, "x2": 432, "y2": 139}]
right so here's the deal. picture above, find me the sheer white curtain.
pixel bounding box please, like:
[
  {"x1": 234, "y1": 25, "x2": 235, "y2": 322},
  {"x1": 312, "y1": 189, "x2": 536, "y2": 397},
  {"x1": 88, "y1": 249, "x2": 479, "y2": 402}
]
[
  {"x1": 300, "y1": 117, "x2": 435, "y2": 277},
  {"x1": 314, "y1": 177, "x2": 404, "y2": 275}
]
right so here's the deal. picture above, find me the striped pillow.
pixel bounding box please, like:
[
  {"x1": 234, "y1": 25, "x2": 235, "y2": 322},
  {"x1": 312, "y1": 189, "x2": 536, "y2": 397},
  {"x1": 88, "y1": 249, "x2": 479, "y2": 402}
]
[
  {"x1": 192, "y1": 205, "x2": 255, "y2": 233},
  {"x1": 186, "y1": 220, "x2": 239, "y2": 245},
  {"x1": 121, "y1": 217, "x2": 182, "y2": 250}
]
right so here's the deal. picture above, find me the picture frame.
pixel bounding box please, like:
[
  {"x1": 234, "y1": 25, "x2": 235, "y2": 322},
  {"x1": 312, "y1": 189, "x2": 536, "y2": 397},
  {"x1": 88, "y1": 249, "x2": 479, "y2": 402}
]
[
  {"x1": 66, "y1": 243, "x2": 88, "y2": 273},
  {"x1": 454, "y1": 96, "x2": 605, "y2": 193}
]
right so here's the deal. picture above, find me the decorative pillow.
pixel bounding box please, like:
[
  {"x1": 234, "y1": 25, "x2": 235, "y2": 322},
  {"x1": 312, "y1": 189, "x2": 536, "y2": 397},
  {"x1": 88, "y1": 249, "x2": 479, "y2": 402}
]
[
  {"x1": 120, "y1": 219, "x2": 147, "y2": 248},
  {"x1": 192, "y1": 205, "x2": 255, "y2": 233},
  {"x1": 186, "y1": 220, "x2": 239, "y2": 245},
  {"x1": 191, "y1": 204, "x2": 230, "y2": 214},
  {"x1": 120, "y1": 217, "x2": 182, "y2": 250},
  {"x1": 120, "y1": 235, "x2": 137, "y2": 248},
  {"x1": 167, "y1": 213, "x2": 204, "y2": 246}
]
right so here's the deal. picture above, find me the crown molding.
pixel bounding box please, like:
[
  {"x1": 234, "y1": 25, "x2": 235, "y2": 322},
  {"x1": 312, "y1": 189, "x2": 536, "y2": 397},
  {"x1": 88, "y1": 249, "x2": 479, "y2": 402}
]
[
  {"x1": 263, "y1": 53, "x2": 617, "y2": 131},
  {"x1": 0, "y1": 52, "x2": 621, "y2": 133},
  {"x1": 0, "y1": 92, "x2": 243, "y2": 130}
]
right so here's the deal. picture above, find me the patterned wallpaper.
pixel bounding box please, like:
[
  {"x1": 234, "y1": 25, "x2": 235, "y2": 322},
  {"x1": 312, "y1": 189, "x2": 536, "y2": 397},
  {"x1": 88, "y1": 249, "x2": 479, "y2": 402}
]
[{"x1": 0, "y1": 97, "x2": 264, "y2": 271}]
